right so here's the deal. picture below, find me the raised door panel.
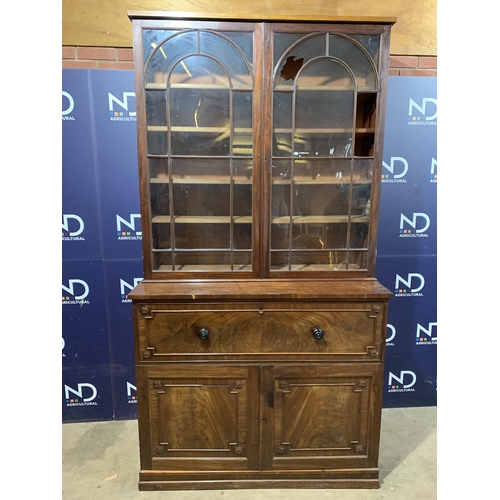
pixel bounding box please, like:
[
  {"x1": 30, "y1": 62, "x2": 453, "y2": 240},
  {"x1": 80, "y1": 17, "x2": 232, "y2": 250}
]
[
  {"x1": 263, "y1": 363, "x2": 383, "y2": 470},
  {"x1": 138, "y1": 365, "x2": 260, "y2": 471}
]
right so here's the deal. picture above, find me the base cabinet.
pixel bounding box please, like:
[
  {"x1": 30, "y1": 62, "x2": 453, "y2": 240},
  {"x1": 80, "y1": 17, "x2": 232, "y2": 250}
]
[{"x1": 130, "y1": 280, "x2": 391, "y2": 490}]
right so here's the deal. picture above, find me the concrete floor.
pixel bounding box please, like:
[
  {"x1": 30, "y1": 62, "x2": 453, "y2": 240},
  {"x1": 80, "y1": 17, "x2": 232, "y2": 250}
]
[{"x1": 62, "y1": 406, "x2": 436, "y2": 499}]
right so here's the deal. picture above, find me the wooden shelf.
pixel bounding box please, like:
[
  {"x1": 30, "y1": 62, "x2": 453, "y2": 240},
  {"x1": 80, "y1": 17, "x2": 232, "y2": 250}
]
[
  {"x1": 155, "y1": 263, "x2": 253, "y2": 272},
  {"x1": 270, "y1": 262, "x2": 362, "y2": 271},
  {"x1": 151, "y1": 215, "x2": 367, "y2": 224},
  {"x1": 150, "y1": 175, "x2": 368, "y2": 185},
  {"x1": 272, "y1": 215, "x2": 369, "y2": 224},
  {"x1": 152, "y1": 215, "x2": 252, "y2": 224},
  {"x1": 147, "y1": 126, "x2": 373, "y2": 134},
  {"x1": 151, "y1": 176, "x2": 252, "y2": 185},
  {"x1": 275, "y1": 128, "x2": 374, "y2": 134},
  {"x1": 274, "y1": 85, "x2": 374, "y2": 92},
  {"x1": 272, "y1": 176, "x2": 370, "y2": 185},
  {"x1": 147, "y1": 126, "x2": 251, "y2": 133}
]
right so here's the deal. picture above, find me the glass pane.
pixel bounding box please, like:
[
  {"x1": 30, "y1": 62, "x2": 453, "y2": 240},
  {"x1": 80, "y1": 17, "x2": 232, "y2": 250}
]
[
  {"x1": 145, "y1": 31, "x2": 197, "y2": 87},
  {"x1": 169, "y1": 56, "x2": 230, "y2": 156},
  {"x1": 275, "y1": 34, "x2": 327, "y2": 86},
  {"x1": 143, "y1": 30, "x2": 176, "y2": 66},
  {"x1": 220, "y1": 32, "x2": 253, "y2": 65},
  {"x1": 350, "y1": 158, "x2": 372, "y2": 249},
  {"x1": 326, "y1": 223, "x2": 348, "y2": 250},
  {"x1": 274, "y1": 33, "x2": 303, "y2": 68},
  {"x1": 233, "y1": 92, "x2": 253, "y2": 156},
  {"x1": 272, "y1": 183, "x2": 291, "y2": 218},
  {"x1": 174, "y1": 223, "x2": 230, "y2": 249},
  {"x1": 294, "y1": 60, "x2": 354, "y2": 158},
  {"x1": 172, "y1": 158, "x2": 229, "y2": 184},
  {"x1": 270, "y1": 251, "x2": 352, "y2": 271},
  {"x1": 153, "y1": 251, "x2": 173, "y2": 271},
  {"x1": 172, "y1": 183, "x2": 230, "y2": 219},
  {"x1": 200, "y1": 31, "x2": 252, "y2": 88},
  {"x1": 273, "y1": 92, "x2": 292, "y2": 157},
  {"x1": 146, "y1": 91, "x2": 167, "y2": 155},
  {"x1": 150, "y1": 184, "x2": 169, "y2": 218},
  {"x1": 234, "y1": 158, "x2": 253, "y2": 184},
  {"x1": 350, "y1": 221, "x2": 369, "y2": 250},
  {"x1": 149, "y1": 158, "x2": 168, "y2": 180},
  {"x1": 152, "y1": 223, "x2": 171, "y2": 250},
  {"x1": 351, "y1": 35, "x2": 380, "y2": 70},
  {"x1": 272, "y1": 159, "x2": 291, "y2": 183},
  {"x1": 348, "y1": 250, "x2": 369, "y2": 270},
  {"x1": 271, "y1": 159, "x2": 290, "y2": 250},
  {"x1": 174, "y1": 251, "x2": 251, "y2": 271},
  {"x1": 233, "y1": 184, "x2": 252, "y2": 217},
  {"x1": 324, "y1": 251, "x2": 348, "y2": 270},
  {"x1": 351, "y1": 159, "x2": 372, "y2": 216},
  {"x1": 329, "y1": 34, "x2": 377, "y2": 90},
  {"x1": 270, "y1": 251, "x2": 289, "y2": 270},
  {"x1": 271, "y1": 225, "x2": 290, "y2": 250},
  {"x1": 290, "y1": 250, "x2": 333, "y2": 269},
  {"x1": 233, "y1": 222, "x2": 252, "y2": 249},
  {"x1": 293, "y1": 158, "x2": 350, "y2": 182}
]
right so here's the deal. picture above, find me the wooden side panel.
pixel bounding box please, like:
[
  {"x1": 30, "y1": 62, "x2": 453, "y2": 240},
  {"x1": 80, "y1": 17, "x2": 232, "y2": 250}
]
[{"x1": 62, "y1": 0, "x2": 436, "y2": 56}]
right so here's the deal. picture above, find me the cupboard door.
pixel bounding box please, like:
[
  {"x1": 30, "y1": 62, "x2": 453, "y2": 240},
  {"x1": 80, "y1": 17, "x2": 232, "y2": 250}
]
[
  {"x1": 262, "y1": 363, "x2": 383, "y2": 470},
  {"x1": 138, "y1": 365, "x2": 260, "y2": 471}
]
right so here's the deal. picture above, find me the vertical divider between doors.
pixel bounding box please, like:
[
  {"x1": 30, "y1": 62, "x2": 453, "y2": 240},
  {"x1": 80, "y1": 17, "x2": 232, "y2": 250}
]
[
  {"x1": 259, "y1": 364, "x2": 275, "y2": 470},
  {"x1": 258, "y1": 23, "x2": 274, "y2": 278}
]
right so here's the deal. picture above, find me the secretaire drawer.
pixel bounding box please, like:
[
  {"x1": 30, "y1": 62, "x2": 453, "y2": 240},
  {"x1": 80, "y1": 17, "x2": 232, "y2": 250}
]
[{"x1": 134, "y1": 302, "x2": 387, "y2": 362}]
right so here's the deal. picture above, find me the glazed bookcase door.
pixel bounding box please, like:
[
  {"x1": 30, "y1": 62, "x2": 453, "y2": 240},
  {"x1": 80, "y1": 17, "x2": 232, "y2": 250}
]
[
  {"x1": 134, "y1": 21, "x2": 263, "y2": 279},
  {"x1": 266, "y1": 24, "x2": 389, "y2": 277}
]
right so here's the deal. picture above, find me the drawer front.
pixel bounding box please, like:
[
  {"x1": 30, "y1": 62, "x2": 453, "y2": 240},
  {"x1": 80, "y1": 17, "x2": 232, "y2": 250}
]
[{"x1": 135, "y1": 302, "x2": 386, "y2": 362}]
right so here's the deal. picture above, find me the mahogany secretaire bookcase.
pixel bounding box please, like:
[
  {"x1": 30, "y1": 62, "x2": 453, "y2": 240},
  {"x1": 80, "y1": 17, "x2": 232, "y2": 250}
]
[{"x1": 127, "y1": 10, "x2": 395, "y2": 490}]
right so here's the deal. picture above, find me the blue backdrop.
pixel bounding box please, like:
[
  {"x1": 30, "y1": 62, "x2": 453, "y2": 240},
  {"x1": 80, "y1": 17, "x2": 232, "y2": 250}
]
[{"x1": 62, "y1": 70, "x2": 437, "y2": 422}]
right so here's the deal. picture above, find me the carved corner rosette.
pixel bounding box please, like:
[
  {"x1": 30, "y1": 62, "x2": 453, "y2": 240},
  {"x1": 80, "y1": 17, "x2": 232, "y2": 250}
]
[
  {"x1": 229, "y1": 380, "x2": 243, "y2": 393},
  {"x1": 139, "y1": 305, "x2": 152, "y2": 318},
  {"x1": 276, "y1": 444, "x2": 289, "y2": 456},
  {"x1": 278, "y1": 380, "x2": 291, "y2": 392},
  {"x1": 368, "y1": 348, "x2": 380, "y2": 359},
  {"x1": 357, "y1": 379, "x2": 368, "y2": 390},
  {"x1": 232, "y1": 445, "x2": 244, "y2": 456},
  {"x1": 155, "y1": 445, "x2": 166, "y2": 456},
  {"x1": 369, "y1": 304, "x2": 382, "y2": 317},
  {"x1": 352, "y1": 443, "x2": 364, "y2": 454}
]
